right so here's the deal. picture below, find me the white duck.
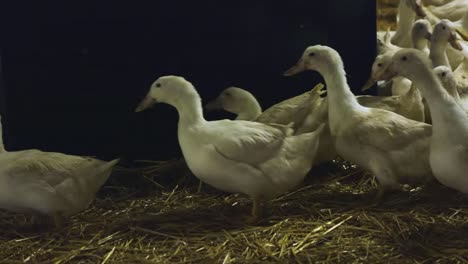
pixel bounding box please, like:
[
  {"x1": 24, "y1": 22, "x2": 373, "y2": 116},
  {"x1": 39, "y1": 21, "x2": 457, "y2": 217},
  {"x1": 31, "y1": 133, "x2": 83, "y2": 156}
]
[
  {"x1": 361, "y1": 20, "x2": 430, "y2": 122},
  {"x1": 424, "y1": 0, "x2": 468, "y2": 21},
  {"x1": 386, "y1": 49, "x2": 468, "y2": 194},
  {"x1": 360, "y1": 54, "x2": 425, "y2": 123},
  {"x1": 390, "y1": 0, "x2": 427, "y2": 48},
  {"x1": 378, "y1": 29, "x2": 401, "y2": 55},
  {"x1": 375, "y1": 20, "x2": 432, "y2": 96},
  {"x1": 284, "y1": 45, "x2": 434, "y2": 201},
  {"x1": 377, "y1": 0, "x2": 424, "y2": 53},
  {"x1": 412, "y1": 19, "x2": 433, "y2": 54},
  {"x1": 205, "y1": 84, "x2": 324, "y2": 127},
  {"x1": 205, "y1": 85, "x2": 337, "y2": 164},
  {"x1": 429, "y1": 19, "x2": 464, "y2": 69},
  {"x1": 433, "y1": 65, "x2": 468, "y2": 112},
  {"x1": 205, "y1": 87, "x2": 262, "y2": 121},
  {"x1": 424, "y1": 11, "x2": 468, "y2": 71},
  {"x1": 135, "y1": 75, "x2": 324, "y2": 222},
  {"x1": 0, "y1": 116, "x2": 119, "y2": 226},
  {"x1": 422, "y1": 0, "x2": 454, "y2": 6}
]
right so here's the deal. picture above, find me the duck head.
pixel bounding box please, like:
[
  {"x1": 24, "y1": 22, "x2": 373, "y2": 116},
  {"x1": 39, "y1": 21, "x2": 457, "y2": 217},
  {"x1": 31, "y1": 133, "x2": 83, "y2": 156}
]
[
  {"x1": 380, "y1": 49, "x2": 433, "y2": 82},
  {"x1": 433, "y1": 65, "x2": 457, "y2": 91},
  {"x1": 432, "y1": 20, "x2": 463, "y2": 51},
  {"x1": 283, "y1": 45, "x2": 342, "y2": 77},
  {"x1": 135, "y1": 75, "x2": 197, "y2": 112},
  {"x1": 411, "y1": 19, "x2": 432, "y2": 47},
  {"x1": 205, "y1": 87, "x2": 262, "y2": 120},
  {"x1": 362, "y1": 52, "x2": 395, "y2": 91}
]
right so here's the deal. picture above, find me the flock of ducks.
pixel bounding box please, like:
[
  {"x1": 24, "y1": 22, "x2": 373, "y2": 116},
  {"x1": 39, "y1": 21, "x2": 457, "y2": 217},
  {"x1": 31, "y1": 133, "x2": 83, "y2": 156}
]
[{"x1": 2, "y1": 0, "x2": 468, "y2": 227}]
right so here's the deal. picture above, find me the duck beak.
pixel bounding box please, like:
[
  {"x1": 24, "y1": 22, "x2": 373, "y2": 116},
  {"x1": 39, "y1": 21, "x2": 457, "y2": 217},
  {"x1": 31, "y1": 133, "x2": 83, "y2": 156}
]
[
  {"x1": 380, "y1": 63, "x2": 398, "y2": 81},
  {"x1": 410, "y1": 0, "x2": 427, "y2": 17},
  {"x1": 449, "y1": 32, "x2": 463, "y2": 51},
  {"x1": 455, "y1": 27, "x2": 468, "y2": 41},
  {"x1": 425, "y1": 31, "x2": 432, "y2": 41},
  {"x1": 204, "y1": 98, "x2": 222, "y2": 111},
  {"x1": 284, "y1": 59, "x2": 306, "y2": 76},
  {"x1": 135, "y1": 95, "x2": 156, "y2": 112},
  {"x1": 415, "y1": 5, "x2": 426, "y2": 17},
  {"x1": 361, "y1": 77, "x2": 377, "y2": 92}
]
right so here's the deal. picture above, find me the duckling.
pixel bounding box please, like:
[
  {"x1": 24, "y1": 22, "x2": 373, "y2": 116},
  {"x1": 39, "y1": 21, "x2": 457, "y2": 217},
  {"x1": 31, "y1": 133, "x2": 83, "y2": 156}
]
[
  {"x1": 284, "y1": 45, "x2": 434, "y2": 202},
  {"x1": 0, "y1": 116, "x2": 119, "y2": 226},
  {"x1": 135, "y1": 76, "x2": 324, "y2": 222},
  {"x1": 386, "y1": 49, "x2": 468, "y2": 194},
  {"x1": 433, "y1": 65, "x2": 468, "y2": 112}
]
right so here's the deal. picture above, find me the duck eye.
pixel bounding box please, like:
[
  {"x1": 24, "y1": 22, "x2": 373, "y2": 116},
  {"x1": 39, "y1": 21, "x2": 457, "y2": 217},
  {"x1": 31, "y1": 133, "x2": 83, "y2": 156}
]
[
  {"x1": 401, "y1": 56, "x2": 408, "y2": 61},
  {"x1": 442, "y1": 72, "x2": 447, "y2": 77},
  {"x1": 225, "y1": 92, "x2": 231, "y2": 96},
  {"x1": 442, "y1": 26, "x2": 446, "y2": 30},
  {"x1": 308, "y1": 52, "x2": 316, "y2": 57},
  {"x1": 156, "y1": 83, "x2": 162, "y2": 88},
  {"x1": 377, "y1": 63, "x2": 383, "y2": 67}
]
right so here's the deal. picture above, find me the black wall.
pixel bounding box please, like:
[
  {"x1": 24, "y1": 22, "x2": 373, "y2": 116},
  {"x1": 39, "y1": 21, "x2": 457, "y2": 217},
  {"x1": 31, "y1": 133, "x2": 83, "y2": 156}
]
[{"x1": 1, "y1": 1, "x2": 376, "y2": 160}]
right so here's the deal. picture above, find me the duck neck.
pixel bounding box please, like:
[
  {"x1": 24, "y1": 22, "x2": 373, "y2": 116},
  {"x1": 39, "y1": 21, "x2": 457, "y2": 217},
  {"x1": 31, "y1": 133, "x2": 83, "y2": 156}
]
[
  {"x1": 233, "y1": 98, "x2": 262, "y2": 121},
  {"x1": 175, "y1": 96, "x2": 206, "y2": 127},
  {"x1": 461, "y1": 11, "x2": 468, "y2": 29},
  {"x1": 392, "y1": 1, "x2": 415, "y2": 47},
  {"x1": 411, "y1": 68, "x2": 461, "y2": 123},
  {"x1": 430, "y1": 40, "x2": 451, "y2": 68},
  {"x1": 412, "y1": 36, "x2": 428, "y2": 51},
  {"x1": 235, "y1": 106, "x2": 262, "y2": 121},
  {"x1": 319, "y1": 63, "x2": 361, "y2": 115},
  {"x1": 444, "y1": 80, "x2": 461, "y2": 103},
  {"x1": 403, "y1": 82, "x2": 422, "y2": 101}
]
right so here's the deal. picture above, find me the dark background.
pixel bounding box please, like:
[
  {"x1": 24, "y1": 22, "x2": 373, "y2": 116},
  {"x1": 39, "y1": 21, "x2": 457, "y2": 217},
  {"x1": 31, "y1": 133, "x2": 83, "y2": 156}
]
[{"x1": 0, "y1": 0, "x2": 376, "y2": 161}]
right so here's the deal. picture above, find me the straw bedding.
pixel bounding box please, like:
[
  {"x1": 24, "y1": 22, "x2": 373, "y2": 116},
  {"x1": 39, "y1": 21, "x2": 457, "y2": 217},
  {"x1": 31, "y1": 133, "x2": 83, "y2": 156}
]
[
  {"x1": 377, "y1": 0, "x2": 399, "y2": 31},
  {"x1": 1, "y1": 159, "x2": 468, "y2": 263}
]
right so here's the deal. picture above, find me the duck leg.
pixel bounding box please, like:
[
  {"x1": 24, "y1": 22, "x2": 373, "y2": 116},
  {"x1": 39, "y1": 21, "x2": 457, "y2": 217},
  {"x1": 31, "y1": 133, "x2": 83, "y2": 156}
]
[
  {"x1": 197, "y1": 180, "x2": 203, "y2": 193},
  {"x1": 246, "y1": 197, "x2": 264, "y2": 224},
  {"x1": 370, "y1": 163, "x2": 399, "y2": 206},
  {"x1": 373, "y1": 185, "x2": 388, "y2": 205},
  {"x1": 52, "y1": 212, "x2": 65, "y2": 229}
]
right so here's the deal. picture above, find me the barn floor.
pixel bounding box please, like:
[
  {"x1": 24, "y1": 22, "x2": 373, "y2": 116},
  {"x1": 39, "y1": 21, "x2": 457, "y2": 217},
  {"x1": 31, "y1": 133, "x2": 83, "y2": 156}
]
[{"x1": 1, "y1": 160, "x2": 468, "y2": 263}]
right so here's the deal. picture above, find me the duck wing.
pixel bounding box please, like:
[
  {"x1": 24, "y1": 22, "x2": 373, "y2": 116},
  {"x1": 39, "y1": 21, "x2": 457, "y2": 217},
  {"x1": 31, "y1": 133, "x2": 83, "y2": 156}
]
[
  {"x1": 256, "y1": 84, "x2": 324, "y2": 129},
  {"x1": 207, "y1": 120, "x2": 293, "y2": 165},
  {"x1": 351, "y1": 110, "x2": 432, "y2": 151}
]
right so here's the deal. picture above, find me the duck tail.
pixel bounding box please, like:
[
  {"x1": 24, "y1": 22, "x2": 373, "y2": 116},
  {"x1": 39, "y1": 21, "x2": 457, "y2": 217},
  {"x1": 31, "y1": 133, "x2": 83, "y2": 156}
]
[
  {"x1": 89, "y1": 158, "x2": 120, "y2": 191},
  {"x1": 288, "y1": 123, "x2": 325, "y2": 167},
  {"x1": 310, "y1": 83, "x2": 326, "y2": 95}
]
